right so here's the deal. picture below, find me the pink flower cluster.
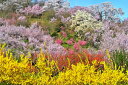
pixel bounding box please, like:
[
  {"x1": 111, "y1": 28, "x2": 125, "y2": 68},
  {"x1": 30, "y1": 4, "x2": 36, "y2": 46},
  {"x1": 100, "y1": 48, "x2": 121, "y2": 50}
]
[
  {"x1": 78, "y1": 40, "x2": 87, "y2": 46},
  {"x1": 55, "y1": 38, "x2": 87, "y2": 50},
  {"x1": 68, "y1": 49, "x2": 74, "y2": 54},
  {"x1": 18, "y1": 16, "x2": 26, "y2": 21},
  {"x1": 55, "y1": 39, "x2": 63, "y2": 45},
  {"x1": 73, "y1": 40, "x2": 87, "y2": 50},
  {"x1": 66, "y1": 38, "x2": 74, "y2": 45},
  {"x1": 20, "y1": 4, "x2": 45, "y2": 15},
  {"x1": 68, "y1": 40, "x2": 87, "y2": 54},
  {"x1": 66, "y1": 40, "x2": 73, "y2": 45},
  {"x1": 73, "y1": 43, "x2": 80, "y2": 50},
  {"x1": 61, "y1": 31, "x2": 67, "y2": 37}
]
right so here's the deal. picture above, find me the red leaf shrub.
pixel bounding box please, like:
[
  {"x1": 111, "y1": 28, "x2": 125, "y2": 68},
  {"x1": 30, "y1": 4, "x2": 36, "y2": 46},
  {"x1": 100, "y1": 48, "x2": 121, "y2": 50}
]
[{"x1": 45, "y1": 50, "x2": 106, "y2": 70}]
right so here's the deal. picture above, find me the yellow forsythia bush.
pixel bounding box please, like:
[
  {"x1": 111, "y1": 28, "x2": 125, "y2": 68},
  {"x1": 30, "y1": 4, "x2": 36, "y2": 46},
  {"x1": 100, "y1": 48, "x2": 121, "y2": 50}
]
[
  {"x1": 55, "y1": 63, "x2": 128, "y2": 85},
  {"x1": 0, "y1": 45, "x2": 55, "y2": 85},
  {"x1": 0, "y1": 46, "x2": 128, "y2": 85},
  {"x1": 0, "y1": 48, "x2": 32, "y2": 84}
]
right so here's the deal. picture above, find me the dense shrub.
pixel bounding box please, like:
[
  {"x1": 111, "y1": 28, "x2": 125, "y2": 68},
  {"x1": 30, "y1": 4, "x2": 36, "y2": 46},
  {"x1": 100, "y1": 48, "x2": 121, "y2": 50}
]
[
  {"x1": 100, "y1": 21, "x2": 128, "y2": 52},
  {"x1": 0, "y1": 1, "x2": 128, "y2": 84},
  {"x1": 31, "y1": 0, "x2": 70, "y2": 10},
  {"x1": 44, "y1": 50, "x2": 106, "y2": 70},
  {"x1": 0, "y1": 18, "x2": 6, "y2": 26},
  {"x1": 0, "y1": 46, "x2": 56, "y2": 84},
  {"x1": 0, "y1": 47, "x2": 128, "y2": 85},
  {"x1": 19, "y1": 4, "x2": 45, "y2": 16},
  {"x1": 70, "y1": 10, "x2": 102, "y2": 39},
  {"x1": 100, "y1": 30, "x2": 128, "y2": 52},
  {"x1": 83, "y1": 20, "x2": 128, "y2": 52},
  {"x1": 55, "y1": 63, "x2": 128, "y2": 85},
  {"x1": 112, "y1": 50, "x2": 128, "y2": 71},
  {"x1": 0, "y1": 24, "x2": 66, "y2": 56},
  {"x1": 0, "y1": 0, "x2": 31, "y2": 12}
]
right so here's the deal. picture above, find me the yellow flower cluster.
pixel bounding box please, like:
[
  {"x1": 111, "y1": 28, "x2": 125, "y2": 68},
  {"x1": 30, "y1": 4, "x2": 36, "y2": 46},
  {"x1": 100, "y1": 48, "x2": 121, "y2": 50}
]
[
  {"x1": 0, "y1": 46, "x2": 128, "y2": 85},
  {"x1": 0, "y1": 45, "x2": 55, "y2": 85},
  {"x1": 55, "y1": 63, "x2": 128, "y2": 85}
]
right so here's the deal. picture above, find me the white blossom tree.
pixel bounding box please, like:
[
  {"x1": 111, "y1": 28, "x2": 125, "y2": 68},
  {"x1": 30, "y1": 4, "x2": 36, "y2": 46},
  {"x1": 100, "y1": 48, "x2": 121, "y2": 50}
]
[
  {"x1": 0, "y1": 0, "x2": 31, "y2": 12},
  {"x1": 43, "y1": 0, "x2": 70, "y2": 10}
]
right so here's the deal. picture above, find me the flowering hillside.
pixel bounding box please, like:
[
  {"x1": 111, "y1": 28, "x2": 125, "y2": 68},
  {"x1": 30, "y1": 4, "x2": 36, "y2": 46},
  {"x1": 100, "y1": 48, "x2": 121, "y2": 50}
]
[{"x1": 0, "y1": 0, "x2": 128, "y2": 84}]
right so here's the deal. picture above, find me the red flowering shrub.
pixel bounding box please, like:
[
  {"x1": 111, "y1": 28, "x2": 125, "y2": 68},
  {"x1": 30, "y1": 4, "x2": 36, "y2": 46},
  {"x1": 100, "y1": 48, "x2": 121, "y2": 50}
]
[
  {"x1": 43, "y1": 50, "x2": 106, "y2": 70},
  {"x1": 84, "y1": 50, "x2": 105, "y2": 64}
]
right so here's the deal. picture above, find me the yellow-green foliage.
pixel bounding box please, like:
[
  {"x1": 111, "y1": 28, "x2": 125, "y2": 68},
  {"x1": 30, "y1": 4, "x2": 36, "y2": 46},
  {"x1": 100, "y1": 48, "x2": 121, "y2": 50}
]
[
  {"x1": 28, "y1": 10, "x2": 62, "y2": 32},
  {"x1": 0, "y1": 46, "x2": 128, "y2": 85}
]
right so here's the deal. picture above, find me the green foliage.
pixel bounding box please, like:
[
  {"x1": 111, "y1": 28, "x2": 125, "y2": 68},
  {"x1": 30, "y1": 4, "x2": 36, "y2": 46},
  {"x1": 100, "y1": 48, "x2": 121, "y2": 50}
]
[
  {"x1": 28, "y1": 10, "x2": 64, "y2": 34},
  {"x1": 41, "y1": 10, "x2": 55, "y2": 21},
  {"x1": 0, "y1": 0, "x2": 7, "y2": 3},
  {"x1": 112, "y1": 50, "x2": 128, "y2": 71},
  {"x1": 16, "y1": 20, "x2": 30, "y2": 27},
  {"x1": 0, "y1": 11, "x2": 12, "y2": 18},
  {"x1": 0, "y1": 82, "x2": 14, "y2": 85}
]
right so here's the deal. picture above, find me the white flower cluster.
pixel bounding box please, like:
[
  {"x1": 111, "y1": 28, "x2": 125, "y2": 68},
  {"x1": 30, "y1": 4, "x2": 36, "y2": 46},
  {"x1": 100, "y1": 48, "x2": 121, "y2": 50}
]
[
  {"x1": 0, "y1": 0, "x2": 30, "y2": 12},
  {"x1": 70, "y1": 10, "x2": 102, "y2": 38},
  {"x1": 43, "y1": 0, "x2": 70, "y2": 10}
]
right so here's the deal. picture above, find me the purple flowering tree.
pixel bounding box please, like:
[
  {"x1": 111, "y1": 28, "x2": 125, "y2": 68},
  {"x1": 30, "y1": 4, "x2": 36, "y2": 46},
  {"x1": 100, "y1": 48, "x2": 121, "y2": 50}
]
[
  {"x1": 19, "y1": 4, "x2": 45, "y2": 16},
  {"x1": 0, "y1": 23, "x2": 66, "y2": 56},
  {"x1": 89, "y1": 2, "x2": 124, "y2": 21}
]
